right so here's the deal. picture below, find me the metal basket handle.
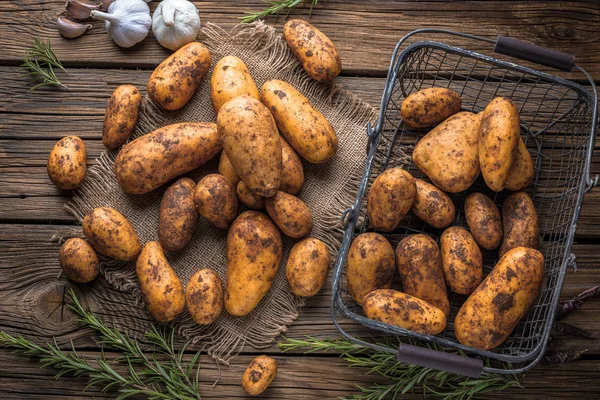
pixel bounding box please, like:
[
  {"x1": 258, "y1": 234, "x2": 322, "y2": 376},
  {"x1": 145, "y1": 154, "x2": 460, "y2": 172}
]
[{"x1": 493, "y1": 36, "x2": 575, "y2": 71}]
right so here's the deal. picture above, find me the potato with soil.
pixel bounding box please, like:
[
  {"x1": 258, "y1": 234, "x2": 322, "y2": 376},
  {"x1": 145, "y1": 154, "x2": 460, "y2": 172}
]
[
  {"x1": 367, "y1": 168, "x2": 416, "y2": 232},
  {"x1": 401, "y1": 88, "x2": 461, "y2": 129},
  {"x1": 455, "y1": 247, "x2": 545, "y2": 350},
  {"x1": 47, "y1": 136, "x2": 86, "y2": 190},
  {"x1": 286, "y1": 238, "x2": 330, "y2": 297},
  {"x1": 237, "y1": 181, "x2": 264, "y2": 210},
  {"x1": 440, "y1": 227, "x2": 483, "y2": 295},
  {"x1": 194, "y1": 174, "x2": 238, "y2": 229},
  {"x1": 505, "y1": 138, "x2": 534, "y2": 191},
  {"x1": 241, "y1": 355, "x2": 277, "y2": 396},
  {"x1": 158, "y1": 178, "x2": 199, "y2": 252},
  {"x1": 464, "y1": 192, "x2": 502, "y2": 250},
  {"x1": 500, "y1": 191, "x2": 539, "y2": 257},
  {"x1": 83, "y1": 207, "x2": 141, "y2": 261},
  {"x1": 280, "y1": 136, "x2": 305, "y2": 195},
  {"x1": 186, "y1": 268, "x2": 223, "y2": 325},
  {"x1": 411, "y1": 179, "x2": 455, "y2": 229},
  {"x1": 59, "y1": 238, "x2": 99, "y2": 283},
  {"x1": 102, "y1": 84, "x2": 142, "y2": 149},
  {"x1": 148, "y1": 42, "x2": 211, "y2": 110},
  {"x1": 115, "y1": 122, "x2": 221, "y2": 194},
  {"x1": 210, "y1": 55, "x2": 260, "y2": 113},
  {"x1": 218, "y1": 151, "x2": 240, "y2": 187},
  {"x1": 264, "y1": 191, "x2": 313, "y2": 238}
]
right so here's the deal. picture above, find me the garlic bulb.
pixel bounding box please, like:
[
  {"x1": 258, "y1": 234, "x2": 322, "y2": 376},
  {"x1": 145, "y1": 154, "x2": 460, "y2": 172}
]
[
  {"x1": 91, "y1": 0, "x2": 151, "y2": 48},
  {"x1": 152, "y1": 0, "x2": 201, "y2": 51}
]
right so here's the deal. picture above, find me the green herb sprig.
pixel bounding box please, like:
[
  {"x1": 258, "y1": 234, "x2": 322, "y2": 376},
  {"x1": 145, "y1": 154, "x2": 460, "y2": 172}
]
[
  {"x1": 240, "y1": 0, "x2": 323, "y2": 23},
  {"x1": 20, "y1": 38, "x2": 68, "y2": 91}
]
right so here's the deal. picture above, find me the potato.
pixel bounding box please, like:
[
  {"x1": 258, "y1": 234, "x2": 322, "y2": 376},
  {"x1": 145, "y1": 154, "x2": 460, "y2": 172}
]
[
  {"x1": 401, "y1": 88, "x2": 461, "y2": 129},
  {"x1": 148, "y1": 42, "x2": 211, "y2": 110},
  {"x1": 500, "y1": 191, "x2": 539, "y2": 257},
  {"x1": 194, "y1": 174, "x2": 238, "y2": 229},
  {"x1": 237, "y1": 181, "x2": 264, "y2": 210},
  {"x1": 479, "y1": 97, "x2": 521, "y2": 191},
  {"x1": 264, "y1": 191, "x2": 313, "y2": 238},
  {"x1": 367, "y1": 168, "x2": 416, "y2": 232},
  {"x1": 363, "y1": 289, "x2": 447, "y2": 335},
  {"x1": 102, "y1": 84, "x2": 142, "y2": 149},
  {"x1": 47, "y1": 136, "x2": 86, "y2": 190},
  {"x1": 218, "y1": 95, "x2": 282, "y2": 197},
  {"x1": 464, "y1": 192, "x2": 502, "y2": 250},
  {"x1": 286, "y1": 238, "x2": 330, "y2": 297},
  {"x1": 225, "y1": 211, "x2": 283, "y2": 316},
  {"x1": 218, "y1": 151, "x2": 240, "y2": 187},
  {"x1": 115, "y1": 122, "x2": 221, "y2": 194},
  {"x1": 210, "y1": 56, "x2": 260, "y2": 113},
  {"x1": 411, "y1": 179, "x2": 455, "y2": 229},
  {"x1": 455, "y1": 247, "x2": 545, "y2": 350},
  {"x1": 186, "y1": 268, "x2": 223, "y2": 325},
  {"x1": 280, "y1": 136, "x2": 305, "y2": 195},
  {"x1": 158, "y1": 178, "x2": 199, "y2": 252},
  {"x1": 283, "y1": 19, "x2": 341, "y2": 82},
  {"x1": 241, "y1": 355, "x2": 277, "y2": 396},
  {"x1": 261, "y1": 80, "x2": 338, "y2": 164},
  {"x1": 136, "y1": 242, "x2": 185, "y2": 323},
  {"x1": 440, "y1": 227, "x2": 483, "y2": 295},
  {"x1": 59, "y1": 238, "x2": 99, "y2": 283},
  {"x1": 346, "y1": 233, "x2": 395, "y2": 305},
  {"x1": 83, "y1": 207, "x2": 141, "y2": 261},
  {"x1": 412, "y1": 112, "x2": 481, "y2": 193},
  {"x1": 505, "y1": 138, "x2": 534, "y2": 191},
  {"x1": 395, "y1": 234, "x2": 449, "y2": 316}
]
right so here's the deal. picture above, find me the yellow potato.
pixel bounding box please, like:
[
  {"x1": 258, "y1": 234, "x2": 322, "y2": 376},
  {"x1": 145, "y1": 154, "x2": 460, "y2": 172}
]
[
  {"x1": 194, "y1": 174, "x2": 238, "y2": 229},
  {"x1": 236, "y1": 181, "x2": 264, "y2": 210},
  {"x1": 264, "y1": 191, "x2": 313, "y2": 238},
  {"x1": 280, "y1": 136, "x2": 305, "y2": 195},
  {"x1": 47, "y1": 136, "x2": 86, "y2": 190},
  {"x1": 367, "y1": 168, "x2": 416, "y2": 232},
  {"x1": 505, "y1": 138, "x2": 534, "y2": 191},
  {"x1": 286, "y1": 238, "x2": 330, "y2": 297},
  {"x1": 218, "y1": 151, "x2": 241, "y2": 187},
  {"x1": 440, "y1": 227, "x2": 483, "y2": 295},
  {"x1": 102, "y1": 84, "x2": 142, "y2": 149},
  {"x1": 401, "y1": 88, "x2": 461, "y2": 129},
  {"x1": 158, "y1": 178, "x2": 199, "y2": 252},
  {"x1": 186, "y1": 268, "x2": 223, "y2": 325},
  {"x1": 464, "y1": 192, "x2": 503, "y2": 250},
  {"x1": 500, "y1": 191, "x2": 539, "y2": 257},
  {"x1": 411, "y1": 179, "x2": 455, "y2": 229},
  {"x1": 241, "y1": 355, "x2": 277, "y2": 396},
  {"x1": 59, "y1": 238, "x2": 99, "y2": 283},
  {"x1": 210, "y1": 55, "x2": 260, "y2": 113},
  {"x1": 83, "y1": 207, "x2": 141, "y2": 261}
]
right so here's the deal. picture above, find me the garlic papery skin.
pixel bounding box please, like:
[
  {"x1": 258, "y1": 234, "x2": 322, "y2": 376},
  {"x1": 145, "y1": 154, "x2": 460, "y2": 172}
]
[
  {"x1": 152, "y1": 0, "x2": 201, "y2": 51},
  {"x1": 65, "y1": 0, "x2": 101, "y2": 20},
  {"x1": 91, "y1": 0, "x2": 151, "y2": 48},
  {"x1": 57, "y1": 16, "x2": 92, "y2": 38}
]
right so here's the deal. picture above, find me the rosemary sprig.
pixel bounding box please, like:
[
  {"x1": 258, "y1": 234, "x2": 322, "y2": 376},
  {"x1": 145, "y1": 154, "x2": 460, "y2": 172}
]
[
  {"x1": 20, "y1": 37, "x2": 68, "y2": 91},
  {"x1": 240, "y1": 0, "x2": 323, "y2": 23}
]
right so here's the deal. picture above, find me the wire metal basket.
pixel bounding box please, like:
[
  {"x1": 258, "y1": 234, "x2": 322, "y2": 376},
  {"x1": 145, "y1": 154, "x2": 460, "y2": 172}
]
[{"x1": 331, "y1": 29, "x2": 598, "y2": 377}]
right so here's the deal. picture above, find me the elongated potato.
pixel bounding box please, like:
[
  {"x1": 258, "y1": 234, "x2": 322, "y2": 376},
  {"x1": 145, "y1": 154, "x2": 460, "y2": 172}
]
[
  {"x1": 186, "y1": 269, "x2": 223, "y2": 325},
  {"x1": 455, "y1": 247, "x2": 545, "y2": 350},
  {"x1": 218, "y1": 151, "x2": 240, "y2": 187},
  {"x1": 265, "y1": 191, "x2": 313, "y2": 238},
  {"x1": 367, "y1": 168, "x2": 416, "y2": 232},
  {"x1": 500, "y1": 191, "x2": 539, "y2": 257},
  {"x1": 505, "y1": 138, "x2": 534, "y2": 191},
  {"x1": 136, "y1": 242, "x2": 185, "y2": 323},
  {"x1": 363, "y1": 289, "x2": 447, "y2": 335},
  {"x1": 148, "y1": 42, "x2": 211, "y2": 110},
  {"x1": 242, "y1": 355, "x2": 277, "y2": 396},
  {"x1": 218, "y1": 95, "x2": 282, "y2": 197},
  {"x1": 194, "y1": 174, "x2": 238, "y2": 229},
  {"x1": 102, "y1": 84, "x2": 142, "y2": 149},
  {"x1": 47, "y1": 136, "x2": 86, "y2": 190},
  {"x1": 261, "y1": 80, "x2": 338, "y2": 164},
  {"x1": 411, "y1": 179, "x2": 455, "y2": 229},
  {"x1": 440, "y1": 227, "x2": 483, "y2": 295},
  {"x1": 225, "y1": 212, "x2": 283, "y2": 316},
  {"x1": 115, "y1": 122, "x2": 221, "y2": 194},
  {"x1": 286, "y1": 238, "x2": 330, "y2": 297},
  {"x1": 59, "y1": 238, "x2": 99, "y2": 283},
  {"x1": 83, "y1": 207, "x2": 141, "y2": 261},
  {"x1": 210, "y1": 56, "x2": 260, "y2": 113},
  {"x1": 237, "y1": 181, "x2": 264, "y2": 210},
  {"x1": 280, "y1": 136, "x2": 305, "y2": 195},
  {"x1": 401, "y1": 88, "x2": 461, "y2": 129},
  {"x1": 464, "y1": 192, "x2": 502, "y2": 250},
  {"x1": 346, "y1": 233, "x2": 395, "y2": 305},
  {"x1": 395, "y1": 234, "x2": 450, "y2": 316},
  {"x1": 158, "y1": 178, "x2": 199, "y2": 252}
]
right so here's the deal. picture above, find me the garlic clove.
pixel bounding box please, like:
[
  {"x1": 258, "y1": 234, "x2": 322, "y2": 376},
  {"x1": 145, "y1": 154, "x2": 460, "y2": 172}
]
[
  {"x1": 65, "y1": 0, "x2": 101, "y2": 20},
  {"x1": 57, "y1": 16, "x2": 92, "y2": 38}
]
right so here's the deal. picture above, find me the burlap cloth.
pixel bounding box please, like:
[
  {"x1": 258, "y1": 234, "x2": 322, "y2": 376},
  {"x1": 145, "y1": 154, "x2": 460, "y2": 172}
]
[{"x1": 66, "y1": 22, "x2": 376, "y2": 363}]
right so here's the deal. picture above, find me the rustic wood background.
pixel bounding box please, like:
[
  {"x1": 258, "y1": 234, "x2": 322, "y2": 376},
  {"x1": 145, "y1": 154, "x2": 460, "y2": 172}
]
[{"x1": 1, "y1": 1, "x2": 599, "y2": 398}]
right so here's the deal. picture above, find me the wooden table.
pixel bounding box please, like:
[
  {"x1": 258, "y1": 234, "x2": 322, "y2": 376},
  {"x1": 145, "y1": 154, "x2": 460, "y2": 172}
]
[{"x1": 1, "y1": 1, "x2": 599, "y2": 398}]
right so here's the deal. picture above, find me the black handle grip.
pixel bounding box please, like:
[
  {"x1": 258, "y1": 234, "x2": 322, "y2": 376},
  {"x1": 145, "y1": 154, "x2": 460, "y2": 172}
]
[
  {"x1": 493, "y1": 36, "x2": 575, "y2": 72},
  {"x1": 396, "y1": 343, "x2": 483, "y2": 378}
]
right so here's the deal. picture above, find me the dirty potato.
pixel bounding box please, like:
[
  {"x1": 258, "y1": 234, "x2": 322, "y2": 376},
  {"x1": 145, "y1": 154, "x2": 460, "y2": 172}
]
[
  {"x1": 158, "y1": 178, "x2": 199, "y2": 252},
  {"x1": 505, "y1": 138, "x2": 534, "y2": 191},
  {"x1": 264, "y1": 191, "x2": 313, "y2": 238},
  {"x1": 102, "y1": 84, "x2": 142, "y2": 149},
  {"x1": 218, "y1": 151, "x2": 241, "y2": 187},
  {"x1": 464, "y1": 192, "x2": 502, "y2": 250},
  {"x1": 280, "y1": 136, "x2": 305, "y2": 195},
  {"x1": 83, "y1": 207, "x2": 141, "y2": 261},
  {"x1": 500, "y1": 191, "x2": 539, "y2": 257},
  {"x1": 59, "y1": 238, "x2": 99, "y2": 283},
  {"x1": 194, "y1": 174, "x2": 238, "y2": 229},
  {"x1": 210, "y1": 56, "x2": 260, "y2": 113},
  {"x1": 237, "y1": 181, "x2": 265, "y2": 210},
  {"x1": 401, "y1": 88, "x2": 461, "y2": 129},
  {"x1": 411, "y1": 179, "x2": 455, "y2": 229},
  {"x1": 367, "y1": 168, "x2": 416, "y2": 232},
  {"x1": 241, "y1": 355, "x2": 277, "y2": 396},
  {"x1": 186, "y1": 268, "x2": 223, "y2": 325},
  {"x1": 286, "y1": 238, "x2": 330, "y2": 297},
  {"x1": 440, "y1": 227, "x2": 483, "y2": 295},
  {"x1": 47, "y1": 136, "x2": 86, "y2": 190}
]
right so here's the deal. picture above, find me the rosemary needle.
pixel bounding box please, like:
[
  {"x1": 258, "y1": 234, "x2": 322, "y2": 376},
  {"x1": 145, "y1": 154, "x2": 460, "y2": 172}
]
[
  {"x1": 20, "y1": 37, "x2": 68, "y2": 91},
  {"x1": 240, "y1": 0, "x2": 323, "y2": 24}
]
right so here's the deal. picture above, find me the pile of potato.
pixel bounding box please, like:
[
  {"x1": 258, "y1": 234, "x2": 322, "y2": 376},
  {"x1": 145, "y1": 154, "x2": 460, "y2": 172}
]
[{"x1": 348, "y1": 87, "x2": 544, "y2": 351}]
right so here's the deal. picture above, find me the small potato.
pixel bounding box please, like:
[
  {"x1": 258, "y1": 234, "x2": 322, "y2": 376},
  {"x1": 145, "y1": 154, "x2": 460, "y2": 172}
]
[
  {"x1": 363, "y1": 289, "x2": 447, "y2": 335},
  {"x1": 283, "y1": 19, "x2": 341, "y2": 82},
  {"x1": 505, "y1": 138, "x2": 534, "y2": 191},
  {"x1": 411, "y1": 179, "x2": 455, "y2": 229},
  {"x1": 367, "y1": 168, "x2": 416, "y2": 232},
  {"x1": 440, "y1": 227, "x2": 483, "y2": 295},
  {"x1": 395, "y1": 234, "x2": 449, "y2": 316},
  {"x1": 158, "y1": 178, "x2": 199, "y2": 252},
  {"x1": 136, "y1": 242, "x2": 185, "y2": 323},
  {"x1": 218, "y1": 151, "x2": 241, "y2": 187},
  {"x1": 83, "y1": 207, "x2": 141, "y2": 261},
  {"x1": 264, "y1": 191, "x2": 313, "y2": 238},
  {"x1": 401, "y1": 88, "x2": 461, "y2": 129},
  {"x1": 346, "y1": 233, "x2": 395, "y2": 305},
  {"x1": 286, "y1": 238, "x2": 330, "y2": 297},
  {"x1": 59, "y1": 238, "x2": 99, "y2": 283},
  {"x1": 47, "y1": 136, "x2": 86, "y2": 190},
  {"x1": 241, "y1": 355, "x2": 277, "y2": 396},
  {"x1": 102, "y1": 84, "x2": 142, "y2": 149},
  {"x1": 148, "y1": 42, "x2": 211, "y2": 110},
  {"x1": 500, "y1": 191, "x2": 539, "y2": 257},
  {"x1": 464, "y1": 192, "x2": 502, "y2": 250},
  {"x1": 280, "y1": 136, "x2": 305, "y2": 195},
  {"x1": 237, "y1": 181, "x2": 264, "y2": 210},
  {"x1": 210, "y1": 56, "x2": 260, "y2": 113},
  {"x1": 186, "y1": 269, "x2": 223, "y2": 325},
  {"x1": 455, "y1": 247, "x2": 545, "y2": 350},
  {"x1": 194, "y1": 174, "x2": 238, "y2": 229}
]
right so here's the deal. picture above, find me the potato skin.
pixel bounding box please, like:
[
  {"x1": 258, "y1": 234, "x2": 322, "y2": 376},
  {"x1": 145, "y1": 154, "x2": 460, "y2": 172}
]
[
  {"x1": 210, "y1": 56, "x2": 260, "y2": 113},
  {"x1": 47, "y1": 136, "x2": 86, "y2": 190},
  {"x1": 241, "y1": 355, "x2": 277, "y2": 396},
  {"x1": 218, "y1": 95, "x2": 282, "y2": 197},
  {"x1": 464, "y1": 192, "x2": 502, "y2": 250},
  {"x1": 148, "y1": 42, "x2": 211, "y2": 110},
  {"x1": 395, "y1": 234, "x2": 450, "y2": 316},
  {"x1": 286, "y1": 238, "x2": 330, "y2": 297},
  {"x1": 500, "y1": 191, "x2": 539, "y2": 257},
  {"x1": 158, "y1": 178, "x2": 199, "y2": 252},
  {"x1": 237, "y1": 181, "x2": 264, "y2": 210},
  {"x1": 411, "y1": 179, "x2": 455, "y2": 229},
  {"x1": 363, "y1": 289, "x2": 447, "y2": 335},
  {"x1": 346, "y1": 233, "x2": 395, "y2": 305},
  {"x1": 115, "y1": 122, "x2": 221, "y2": 194},
  {"x1": 505, "y1": 138, "x2": 534, "y2": 191},
  {"x1": 59, "y1": 238, "x2": 99, "y2": 283},
  {"x1": 401, "y1": 88, "x2": 461, "y2": 129},
  {"x1": 225, "y1": 212, "x2": 283, "y2": 316},
  {"x1": 367, "y1": 168, "x2": 416, "y2": 232},
  {"x1": 455, "y1": 247, "x2": 545, "y2": 350},
  {"x1": 83, "y1": 207, "x2": 141, "y2": 261},
  {"x1": 264, "y1": 191, "x2": 313, "y2": 238},
  {"x1": 261, "y1": 80, "x2": 338, "y2": 164},
  {"x1": 218, "y1": 151, "x2": 240, "y2": 187},
  {"x1": 280, "y1": 136, "x2": 305, "y2": 195},
  {"x1": 194, "y1": 174, "x2": 238, "y2": 229},
  {"x1": 186, "y1": 269, "x2": 223, "y2": 325},
  {"x1": 440, "y1": 227, "x2": 483, "y2": 295},
  {"x1": 283, "y1": 19, "x2": 341, "y2": 82},
  {"x1": 136, "y1": 242, "x2": 185, "y2": 323},
  {"x1": 102, "y1": 84, "x2": 142, "y2": 149}
]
